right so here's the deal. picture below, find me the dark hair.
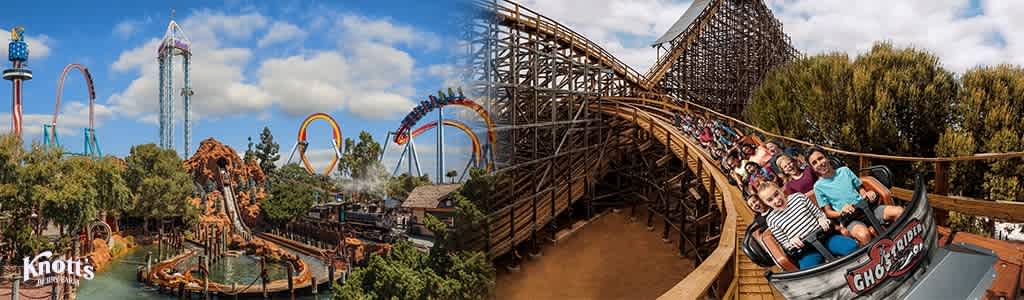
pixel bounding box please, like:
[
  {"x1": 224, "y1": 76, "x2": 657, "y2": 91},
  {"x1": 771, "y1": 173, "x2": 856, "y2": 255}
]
[
  {"x1": 745, "y1": 161, "x2": 760, "y2": 169},
  {"x1": 805, "y1": 146, "x2": 828, "y2": 159}
]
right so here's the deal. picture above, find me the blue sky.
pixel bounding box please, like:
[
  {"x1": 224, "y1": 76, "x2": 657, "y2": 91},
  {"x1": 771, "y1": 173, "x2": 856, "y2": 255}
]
[{"x1": 3, "y1": 0, "x2": 479, "y2": 180}]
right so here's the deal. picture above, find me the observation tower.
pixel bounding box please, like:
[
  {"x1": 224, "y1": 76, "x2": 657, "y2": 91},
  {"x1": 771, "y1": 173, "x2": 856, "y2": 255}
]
[{"x1": 3, "y1": 26, "x2": 32, "y2": 138}]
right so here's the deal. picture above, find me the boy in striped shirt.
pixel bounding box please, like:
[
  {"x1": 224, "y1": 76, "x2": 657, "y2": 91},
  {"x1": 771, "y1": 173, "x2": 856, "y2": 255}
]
[{"x1": 758, "y1": 181, "x2": 858, "y2": 270}]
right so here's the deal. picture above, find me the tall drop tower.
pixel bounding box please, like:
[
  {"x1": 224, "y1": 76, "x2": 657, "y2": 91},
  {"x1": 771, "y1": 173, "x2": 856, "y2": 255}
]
[
  {"x1": 157, "y1": 18, "x2": 194, "y2": 157},
  {"x1": 3, "y1": 27, "x2": 32, "y2": 138}
]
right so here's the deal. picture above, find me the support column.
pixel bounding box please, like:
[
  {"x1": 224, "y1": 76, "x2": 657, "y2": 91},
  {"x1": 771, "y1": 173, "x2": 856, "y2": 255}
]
[
  {"x1": 12, "y1": 278, "x2": 20, "y2": 300},
  {"x1": 437, "y1": 104, "x2": 444, "y2": 184},
  {"x1": 933, "y1": 162, "x2": 949, "y2": 226},
  {"x1": 183, "y1": 54, "x2": 192, "y2": 157}
]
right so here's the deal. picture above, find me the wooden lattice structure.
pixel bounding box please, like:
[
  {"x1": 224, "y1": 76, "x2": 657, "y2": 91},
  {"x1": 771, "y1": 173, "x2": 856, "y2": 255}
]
[
  {"x1": 460, "y1": 0, "x2": 731, "y2": 265},
  {"x1": 459, "y1": 0, "x2": 1024, "y2": 299},
  {"x1": 462, "y1": 0, "x2": 640, "y2": 257},
  {"x1": 645, "y1": 0, "x2": 798, "y2": 116}
]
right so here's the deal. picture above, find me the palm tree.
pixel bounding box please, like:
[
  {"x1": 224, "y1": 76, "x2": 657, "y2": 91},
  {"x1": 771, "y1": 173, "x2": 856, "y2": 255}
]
[{"x1": 445, "y1": 170, "x2": 458, "y2": 183}]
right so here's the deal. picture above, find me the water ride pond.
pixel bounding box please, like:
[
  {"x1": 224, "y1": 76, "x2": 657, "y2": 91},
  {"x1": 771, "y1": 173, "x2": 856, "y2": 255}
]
[{"x1": 78, "y1": 244, "x2": 333, "y2": 299}]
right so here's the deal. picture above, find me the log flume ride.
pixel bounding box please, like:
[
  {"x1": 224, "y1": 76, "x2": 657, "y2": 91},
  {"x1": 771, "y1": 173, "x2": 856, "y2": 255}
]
[{"x1": 466, "y1": 0, "x2": 1024, "y2": 299}]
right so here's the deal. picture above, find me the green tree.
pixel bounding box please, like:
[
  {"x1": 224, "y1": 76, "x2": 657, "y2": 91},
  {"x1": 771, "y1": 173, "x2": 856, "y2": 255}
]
[
  {"x1": 244, "y1": 136, "x2": 256, "y2": 162},
  {"x1": 0, "y1": 136, "x2": 50, "y2": 258},
  {"x1": 0, "y1": 134, "x2": 22, "y2": 215},
  {"x1": 445, "y1": 170, "x2": 458, "y2": 183},
  {"x1": 255, "y1": 127, "x2": 280, "y2": 175},
  {"x1": 746, "y1": 42, "x2": 956, "y2": 157},
  {"x1": 746, "y1": 52, "x2": 853, "y2": 143},
  {"x1": 125, "y1": 144, "x2": 196, "y2": 234},
  {"x1": 936, "y1": 65, "x2": 1024, "y2": 235},
  {"x1": 459, "y1": 168, "x2": 498, "y2": 213},
  {"x1": 18, "y1": 142, "x2": 64, "y2": 234},
  {"x1": 336, "y1": 201, "x2": 495, "y2": 300},
  {"x1": 336, "y1": 166, "x2": 496, "y2": 299},
  {"x1": 96, "y1": 156, "x2": 132, "y2": 231},
  {"x1": 262, "y1": 164, "x2": 318, "y2": 224},
  {"x1": 338, "y1": 131, "x2": 384, "y2": 180},
  {"x1": 42, "y1": 157, "x2": 99, "y2": 235},
  {"x1": 386, "y1": 173, "x2": 431, "y2": 202}
]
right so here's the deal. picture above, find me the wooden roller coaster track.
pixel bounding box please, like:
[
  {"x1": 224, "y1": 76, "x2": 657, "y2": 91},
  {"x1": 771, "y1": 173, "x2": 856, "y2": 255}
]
[{"x1": 466, "y1": 0, "x2": 1024, "y2": 299}]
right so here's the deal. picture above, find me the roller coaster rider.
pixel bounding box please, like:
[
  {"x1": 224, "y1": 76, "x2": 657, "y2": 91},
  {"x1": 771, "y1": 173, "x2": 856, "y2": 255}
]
[
  {"x1": 757, "y1": 180, "x2": 858, "y2": 270},
  {"x1": 808, "y1": 148, "x2": 904, "y2": 245}
]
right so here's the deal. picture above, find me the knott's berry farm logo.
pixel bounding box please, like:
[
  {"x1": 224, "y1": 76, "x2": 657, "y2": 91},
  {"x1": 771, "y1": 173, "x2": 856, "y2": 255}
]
[
  {"x1": 845, "y1": 219, "x2": 927, "y2": 294},
  {"x1": 23, "y1": 251, "x2": 96, "y2": 287}
]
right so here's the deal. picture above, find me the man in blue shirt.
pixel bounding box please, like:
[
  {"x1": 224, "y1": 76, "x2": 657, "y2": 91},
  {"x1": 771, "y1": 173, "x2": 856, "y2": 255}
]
[{"x1": 808, "y1": 148, "x2": 904, "y2": 245}]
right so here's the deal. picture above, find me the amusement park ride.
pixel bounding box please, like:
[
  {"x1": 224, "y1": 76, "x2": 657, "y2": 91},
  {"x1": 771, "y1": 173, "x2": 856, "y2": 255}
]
[
  {"x1": 382, "y1": 88, "x2": 496, "y2": 182},
  {"x1": 157, "y1": 16, "x2": 194, "y2": 158},
  {"x1": 460, "y1": 0, "x2": 1024, "y2": 298},
  {"x1": 3, "y1": 27, "x2": 31, "y2": 139},
  {"x1": 42, "y1": 64, "x2": 102, "y2": 156},
  {"x1": 286, "y1": 88, "x2": 496, "y2": 183},
  {"x1": 4, "y1": 27, "x2": 103, "y2": 156},
  {"x1": 287, "y1": 112, "x2": 345, "y2": 177}
]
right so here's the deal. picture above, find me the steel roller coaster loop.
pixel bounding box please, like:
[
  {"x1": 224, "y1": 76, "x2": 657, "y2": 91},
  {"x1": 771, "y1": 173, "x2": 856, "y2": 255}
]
[
  {"x1": 406, "y1": 119, "x2": 488, "y2": 171},
  {"x1": 394, "y1": 88, "x2": 496, "y2": 167},
  {"x1": 43, "y1": 63, "x2": 101, "y2": 156},
  {"x1": 293, "y1": 112, "x2": 344, "y2": 176}
]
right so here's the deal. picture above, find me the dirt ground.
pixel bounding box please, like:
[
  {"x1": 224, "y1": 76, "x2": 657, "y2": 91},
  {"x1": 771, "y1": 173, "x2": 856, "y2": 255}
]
[{"x1": 495, "y1": 209, "x2": 695, "y2": 300}]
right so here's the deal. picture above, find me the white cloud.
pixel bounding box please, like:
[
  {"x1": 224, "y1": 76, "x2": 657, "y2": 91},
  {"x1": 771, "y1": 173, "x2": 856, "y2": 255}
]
[
  {"x1": 337, "y1": 14, "x2": 441, "y2": 51},
  {"x1": 255, "y1": 16, "x2": 439, "y2": 120},
  {"x1": 109, "y1": 9, "x2": 445, "y2": 124},
  {"x1": 258, "y1": 52, "x2": 349, "y2": 115},
  {"x1": 0, "y1": 34, "x2": 54, "y2": 60},
  {"x1": 0, "y1": 100, "x2": 115, "y2": 141},
  {"x1": 426, "y1": 64, "x2": 466, "y2": 89},
  {"x1": 108, "y1": 12, "x2": 272, "y2": 123},
  {"x1": 768, "y1": 0, "x2": 1011, "y2": 72},
  {"x1": 114, "y1": 16, "x2": 153, "y2": 39},
  {"x1": 518, "y1": 0, "x2": 693, "y2": 72},
  {"x1": 516, "y1": 0, "x2": 1024, "y2": 75},
  {"x1": 258, "y1": 21, "x2": 306, "y2": 48}
]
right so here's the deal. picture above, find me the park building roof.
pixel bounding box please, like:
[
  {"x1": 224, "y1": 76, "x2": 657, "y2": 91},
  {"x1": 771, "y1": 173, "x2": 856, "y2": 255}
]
[
  {"x1": 653, "y1": 0, "x2": 713, "y2": 46},
  {"x1": 401, "y1": 184, "x2": 463, "y2": 209}
]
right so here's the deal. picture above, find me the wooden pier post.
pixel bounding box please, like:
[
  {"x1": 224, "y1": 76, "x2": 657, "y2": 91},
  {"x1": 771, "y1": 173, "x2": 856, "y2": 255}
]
[
  {"x1": 157, "y1": 235, "x2": 164, "y2": 261},
  {"x1": 200, "y1": 255, "x2": 209, "y2": 300},
  {"x1": 287, "y1": 262, "x2": 295, "y2": 298},
  {"x1": 177, "y1": 282, "x2": 186, "y2": 300},
  {"x1": 221, "y1": 229, "x2": 227, "y2": 260},
  {"x1": 145, "y1": 251, "x2": 153, "y2": 280},
  {"x1": 312, "y1": 275, "x2": 318, "y2": 295},
  {"x1": 260, "y1": 257, "x2": 268, "y2": 299},
  {"x1": 328, "y1": 262, "x2": 335, "y2": 292}
]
